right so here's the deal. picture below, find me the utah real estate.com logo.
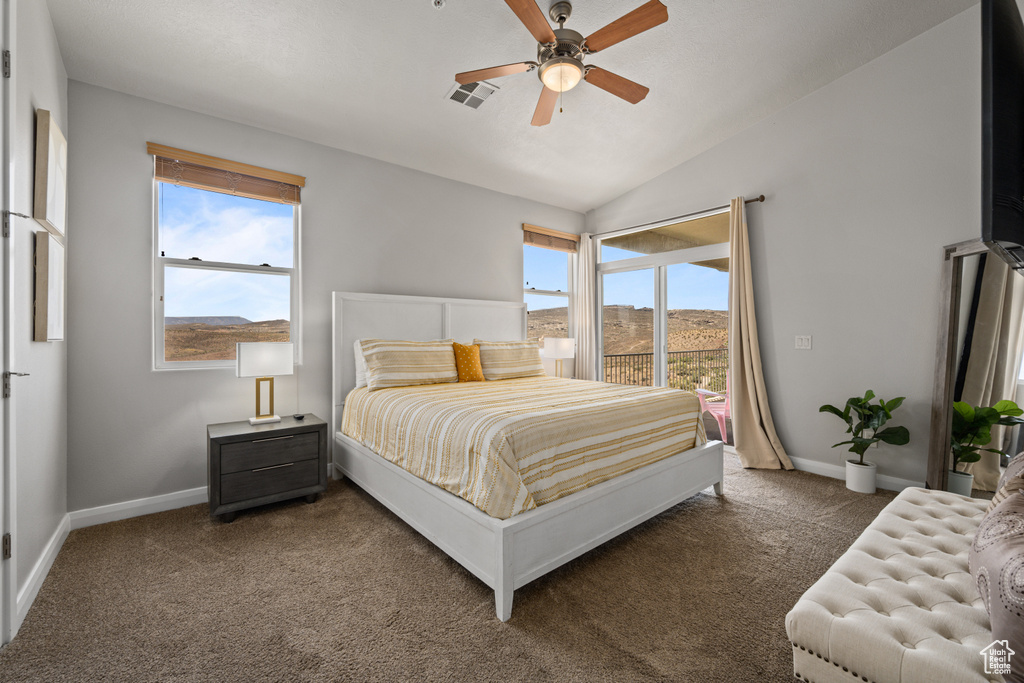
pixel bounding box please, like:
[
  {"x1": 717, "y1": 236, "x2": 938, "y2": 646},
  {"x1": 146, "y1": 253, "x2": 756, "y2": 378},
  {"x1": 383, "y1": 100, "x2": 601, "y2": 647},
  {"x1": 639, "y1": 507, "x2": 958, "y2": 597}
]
[{"x1": 980, "y1": 640, "x2": 1014, "y2": 676}]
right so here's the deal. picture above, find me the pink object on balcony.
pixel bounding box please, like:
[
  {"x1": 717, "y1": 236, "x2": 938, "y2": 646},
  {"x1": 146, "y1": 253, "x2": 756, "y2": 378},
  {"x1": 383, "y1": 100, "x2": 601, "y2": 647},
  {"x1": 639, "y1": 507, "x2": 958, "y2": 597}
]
[{"x1": 696, "y1": 383, "x2": 730, "y2": 440}]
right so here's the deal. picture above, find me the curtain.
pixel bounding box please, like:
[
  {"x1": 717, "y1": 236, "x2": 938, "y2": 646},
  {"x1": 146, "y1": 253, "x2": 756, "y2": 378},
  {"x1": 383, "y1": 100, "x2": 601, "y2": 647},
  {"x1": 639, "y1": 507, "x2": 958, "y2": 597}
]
[
  {"x1": 572, "y1": 233, "x2": 598, "y2": 380},
  {"x1": 960, "y1": 255, "x2": 1024, "y2": 490},
  {"x1": 729, "y1": 198, "x2": 793, "y2": 469}
]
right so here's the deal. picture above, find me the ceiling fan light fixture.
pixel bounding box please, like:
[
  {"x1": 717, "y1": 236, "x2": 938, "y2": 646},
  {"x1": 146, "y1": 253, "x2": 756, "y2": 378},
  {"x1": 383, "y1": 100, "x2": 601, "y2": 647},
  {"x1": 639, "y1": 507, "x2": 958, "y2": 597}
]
[{"x1": 539, "y1": 57, "x2": 584, "y2": 93}]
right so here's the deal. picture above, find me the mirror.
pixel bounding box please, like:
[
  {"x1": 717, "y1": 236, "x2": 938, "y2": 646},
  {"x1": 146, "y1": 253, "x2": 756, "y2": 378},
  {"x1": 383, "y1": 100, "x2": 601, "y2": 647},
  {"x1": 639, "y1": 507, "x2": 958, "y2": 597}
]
[{"x1": 928, "y1": 240, "x2": 1024, "y2": 491}]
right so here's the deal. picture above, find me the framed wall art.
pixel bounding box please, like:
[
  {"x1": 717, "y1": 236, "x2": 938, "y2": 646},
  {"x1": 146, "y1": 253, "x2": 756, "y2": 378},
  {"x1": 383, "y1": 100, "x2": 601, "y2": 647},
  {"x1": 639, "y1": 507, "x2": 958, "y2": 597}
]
[
  {"x1": 33, "y1": 109, "x2": 68, "y2": 238},
  {"x1": 34, "y1": 231, "x2": 64, "y2": 342}
]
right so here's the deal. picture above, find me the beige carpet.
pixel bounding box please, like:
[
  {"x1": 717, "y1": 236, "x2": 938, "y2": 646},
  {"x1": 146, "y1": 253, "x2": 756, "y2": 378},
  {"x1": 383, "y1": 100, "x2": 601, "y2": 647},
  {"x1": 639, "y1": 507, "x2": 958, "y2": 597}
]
[{"x1": 0, "y1": 453, "x2": 896, "y2": 682}]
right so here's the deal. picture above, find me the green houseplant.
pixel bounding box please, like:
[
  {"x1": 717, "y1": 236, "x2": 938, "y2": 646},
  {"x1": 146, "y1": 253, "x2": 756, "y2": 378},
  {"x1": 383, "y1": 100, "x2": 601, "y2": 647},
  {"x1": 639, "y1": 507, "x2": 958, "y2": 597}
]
[
  {"x1": 820, "y1": 390, "x2": 910, "y2": 493},
  {"x1": 948, "y1": 400, "x2": 1024, "y2": 495}
]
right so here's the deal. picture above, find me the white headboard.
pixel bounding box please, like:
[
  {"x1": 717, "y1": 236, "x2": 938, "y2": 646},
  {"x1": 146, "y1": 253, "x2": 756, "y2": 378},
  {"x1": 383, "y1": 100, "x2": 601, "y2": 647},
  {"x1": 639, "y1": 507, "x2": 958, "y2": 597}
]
[{"x1": 331, "y1": 292, "x2": 527, "y2": 436}]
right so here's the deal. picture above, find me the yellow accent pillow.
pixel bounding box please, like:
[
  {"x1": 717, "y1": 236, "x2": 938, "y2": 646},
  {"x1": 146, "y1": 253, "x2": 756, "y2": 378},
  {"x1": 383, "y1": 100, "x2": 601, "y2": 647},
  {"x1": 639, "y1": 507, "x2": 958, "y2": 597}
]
[{"x1": 453, "y1": 342, "x2": 485, "y2": 382}]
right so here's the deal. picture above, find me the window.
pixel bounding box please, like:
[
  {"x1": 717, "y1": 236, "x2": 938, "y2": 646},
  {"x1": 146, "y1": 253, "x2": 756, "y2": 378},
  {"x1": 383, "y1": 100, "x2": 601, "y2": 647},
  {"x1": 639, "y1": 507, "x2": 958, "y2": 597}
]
[
  {"x1": 597, "y1": 208, "x2": 729, "y2": 394},
  {"x1": 150, "y1": 143, "x2": 305, "y2": 369},
  {"x1": 523, "y1": 224, "x2": 578, "y2": 348}
]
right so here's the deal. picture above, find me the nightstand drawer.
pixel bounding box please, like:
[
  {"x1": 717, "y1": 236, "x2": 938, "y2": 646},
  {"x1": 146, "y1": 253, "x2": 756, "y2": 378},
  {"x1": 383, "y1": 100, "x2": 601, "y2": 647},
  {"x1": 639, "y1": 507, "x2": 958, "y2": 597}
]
[
  {"x1": 220, "y1": 431, "x2": 319, "y2": 474},
  {"x1": 220, "y1": 458, "x2": 320, "y2": 504}
]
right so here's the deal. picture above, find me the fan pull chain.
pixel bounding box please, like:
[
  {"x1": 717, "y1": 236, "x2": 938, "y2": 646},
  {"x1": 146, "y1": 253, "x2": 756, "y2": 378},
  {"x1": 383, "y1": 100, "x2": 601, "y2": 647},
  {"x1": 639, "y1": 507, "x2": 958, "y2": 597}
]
[{"x1": 559, "y1": 89, "x2": 563, "y2": 114}]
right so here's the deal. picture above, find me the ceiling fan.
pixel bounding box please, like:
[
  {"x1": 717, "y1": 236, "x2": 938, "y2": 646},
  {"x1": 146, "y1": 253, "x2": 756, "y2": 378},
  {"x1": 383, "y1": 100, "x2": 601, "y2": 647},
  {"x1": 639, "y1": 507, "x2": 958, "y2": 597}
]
[{"x1": 455, "y1": 0, "x2": 668, "y2": 126}]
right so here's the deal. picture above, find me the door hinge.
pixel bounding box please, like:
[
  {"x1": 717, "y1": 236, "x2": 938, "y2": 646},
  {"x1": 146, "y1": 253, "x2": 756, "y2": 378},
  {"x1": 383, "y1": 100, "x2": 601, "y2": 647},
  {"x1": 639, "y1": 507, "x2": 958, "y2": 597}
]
[
  {"x1": 2, "y1": 211, "x2": 29, "y2": 238},
  {"x1": 2, "y1": 50, "x2": 10, "y2": 79},
  {"x1": 2, "y1": 533, "x2": 10, "y2": 560},
  {"x1": 3, "y1": 371, "x2": 29, "y2": 398}
]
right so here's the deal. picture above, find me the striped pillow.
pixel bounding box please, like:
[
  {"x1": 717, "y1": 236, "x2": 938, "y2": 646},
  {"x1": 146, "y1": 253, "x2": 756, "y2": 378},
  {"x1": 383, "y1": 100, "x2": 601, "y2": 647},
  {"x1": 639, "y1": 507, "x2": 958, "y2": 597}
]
[
  {"x1": 999, "y1": 451, "x2": 1024, "y2": 492},
  {"x1": 359, "y1": 339, "x2": 458, "y2": 391},
  {"x1": 473, "y1": 339, "x2": 545, "y2": 381},
  {"x1": 989, "y1": 472, "x2": 1024, "y2": 513},
  {"x1": 354, "y1": 340, "x2": 368, "y2": 388}
]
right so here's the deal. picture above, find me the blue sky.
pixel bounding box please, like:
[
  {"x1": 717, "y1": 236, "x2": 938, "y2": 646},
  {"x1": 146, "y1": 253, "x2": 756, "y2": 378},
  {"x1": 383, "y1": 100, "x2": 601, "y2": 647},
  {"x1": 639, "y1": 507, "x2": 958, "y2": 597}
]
[
  {"x1": 161, "y1": 190, "x2": 727, "y2": 322},
  {"x1": 524, "y1": 245, "x2": 728, "y2": 311},
  {"x1": 160, "y1": 185, "x2": 293, "y2": 321}
]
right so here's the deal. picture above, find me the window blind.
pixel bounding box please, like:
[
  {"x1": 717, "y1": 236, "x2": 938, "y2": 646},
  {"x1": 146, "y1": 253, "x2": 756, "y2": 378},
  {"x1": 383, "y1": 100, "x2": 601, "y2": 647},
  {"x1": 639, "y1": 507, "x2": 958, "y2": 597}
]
[
  {"x1": 147, "y1": 143, "x2": 305, "y2": 205},
  {"x1": 523, "y1": 223, "x2": 579, "y2": 253}
]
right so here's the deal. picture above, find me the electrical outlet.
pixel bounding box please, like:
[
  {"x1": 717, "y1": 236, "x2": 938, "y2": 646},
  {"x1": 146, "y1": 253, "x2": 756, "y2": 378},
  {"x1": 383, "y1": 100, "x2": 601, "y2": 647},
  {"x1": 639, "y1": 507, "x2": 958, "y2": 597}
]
[{"x1": 795, "y1": 335, "x2": 812, "y2": 350}]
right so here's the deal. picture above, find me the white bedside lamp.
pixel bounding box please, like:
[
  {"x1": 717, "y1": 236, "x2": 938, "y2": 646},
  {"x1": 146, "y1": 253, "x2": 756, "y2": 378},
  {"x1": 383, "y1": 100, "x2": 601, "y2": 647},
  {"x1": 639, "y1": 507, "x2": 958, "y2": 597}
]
[
  {"x1": 236, "y1": 342, "x2": 294, "y2": 424},
  {"x1": 544, "y1": 337, "x2": 575, "y2": 379}
]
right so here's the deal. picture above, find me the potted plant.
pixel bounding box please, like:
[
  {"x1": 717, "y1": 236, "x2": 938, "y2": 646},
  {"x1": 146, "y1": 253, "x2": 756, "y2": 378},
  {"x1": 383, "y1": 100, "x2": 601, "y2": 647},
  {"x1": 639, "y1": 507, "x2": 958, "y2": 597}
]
[
  {"x1": 949, "y1": 400, "x2": 1024, "y2": 496},
  {"x1": 820, "y1": 390, "x2": 910, "y2": 493}
]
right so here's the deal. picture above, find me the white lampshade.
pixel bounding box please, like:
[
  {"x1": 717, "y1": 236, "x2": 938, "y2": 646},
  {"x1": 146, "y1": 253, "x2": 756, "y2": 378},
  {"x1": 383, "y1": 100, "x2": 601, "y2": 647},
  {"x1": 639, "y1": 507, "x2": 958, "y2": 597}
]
[
  {"x1": 236, "y1": 342, "x2": 294, "y2": 378},
  {"x1": 544, "y1": 337, "x2": 576, "y2": 360},
  {"x1": 540, "y1": 59, "x2": 583, "y2": 93}
]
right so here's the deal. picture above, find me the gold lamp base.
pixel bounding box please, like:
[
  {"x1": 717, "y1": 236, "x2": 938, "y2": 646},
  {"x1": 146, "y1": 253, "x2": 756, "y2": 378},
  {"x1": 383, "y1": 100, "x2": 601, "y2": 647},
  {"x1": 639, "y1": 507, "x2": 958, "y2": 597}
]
[{"x1": 249, "y1": 376, "x2": 280, "y2": 424}]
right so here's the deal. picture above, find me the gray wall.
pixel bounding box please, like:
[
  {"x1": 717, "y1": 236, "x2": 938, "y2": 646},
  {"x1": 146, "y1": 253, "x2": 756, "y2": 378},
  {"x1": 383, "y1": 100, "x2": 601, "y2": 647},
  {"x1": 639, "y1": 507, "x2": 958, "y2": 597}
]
[
  {"x1": 11, "y1": 0, "x2": 68, "y2": 606},
  {"x1": 65, "y1": 82, "x2": 584, "y2": 511},
  {"x1": 586, "y1": 7, "x2": 980, "y2": 484}
]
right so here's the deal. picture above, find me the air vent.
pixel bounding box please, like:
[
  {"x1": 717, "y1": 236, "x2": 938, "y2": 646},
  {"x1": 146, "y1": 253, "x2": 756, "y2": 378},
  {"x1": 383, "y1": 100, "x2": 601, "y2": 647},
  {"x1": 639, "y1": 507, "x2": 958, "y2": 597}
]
[{"x1": 446, "y1": 81, "x2": 499, "y2": 109}]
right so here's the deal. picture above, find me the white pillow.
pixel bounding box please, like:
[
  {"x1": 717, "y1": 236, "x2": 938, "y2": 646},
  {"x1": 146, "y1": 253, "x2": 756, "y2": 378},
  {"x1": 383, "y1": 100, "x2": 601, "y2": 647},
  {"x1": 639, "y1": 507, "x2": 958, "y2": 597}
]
[
  {"x1": 354, "y1": 340, "x2": 368, "y2": 388},
  {"x1": 473, "y1": 339, "x2": 545, "y2": 381},
  {"x1": 360, "y1": 339, "x2": 458, "y2": 391}
]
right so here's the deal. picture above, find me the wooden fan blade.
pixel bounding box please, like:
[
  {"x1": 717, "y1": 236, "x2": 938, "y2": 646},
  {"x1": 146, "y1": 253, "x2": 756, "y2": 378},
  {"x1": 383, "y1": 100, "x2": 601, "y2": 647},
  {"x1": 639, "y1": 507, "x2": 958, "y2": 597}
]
[
  {"x1": 585, "y1": 67, "x2": 649, "y2": 104},
  {"x1": 584, "y1": 0, "x2": 668, "y2": 53},
  {"x1": 504, "y1": 0, "x2": 557, "y2": 44},
  {"x1": 531, "y1": 86, "x2": 558, "y2": 127},
  {"x1": 456, "y1": 62, "x2": 533, "y2": 85}
]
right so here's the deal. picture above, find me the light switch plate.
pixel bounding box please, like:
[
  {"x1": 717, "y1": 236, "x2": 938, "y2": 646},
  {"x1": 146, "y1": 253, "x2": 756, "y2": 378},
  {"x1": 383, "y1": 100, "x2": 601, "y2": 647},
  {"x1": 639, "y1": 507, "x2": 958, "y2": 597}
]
[{"x1": 795, "y1": 335, "x2": 812, "y2": 350}]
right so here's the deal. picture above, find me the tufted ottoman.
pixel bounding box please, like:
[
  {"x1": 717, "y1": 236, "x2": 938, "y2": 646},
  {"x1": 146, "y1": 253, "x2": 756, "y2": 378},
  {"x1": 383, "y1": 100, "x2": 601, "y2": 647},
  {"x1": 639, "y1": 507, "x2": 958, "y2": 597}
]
[{"x1": 785, "y1": 487, "x2": 1003, "y2": 683}]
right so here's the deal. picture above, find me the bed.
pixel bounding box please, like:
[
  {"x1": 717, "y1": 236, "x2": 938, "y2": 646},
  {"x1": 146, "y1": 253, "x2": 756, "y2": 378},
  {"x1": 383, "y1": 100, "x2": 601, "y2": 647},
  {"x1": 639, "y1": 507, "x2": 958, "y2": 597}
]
[{"x1": 331, "y1": 291, "x2": 724, "y2": 621}]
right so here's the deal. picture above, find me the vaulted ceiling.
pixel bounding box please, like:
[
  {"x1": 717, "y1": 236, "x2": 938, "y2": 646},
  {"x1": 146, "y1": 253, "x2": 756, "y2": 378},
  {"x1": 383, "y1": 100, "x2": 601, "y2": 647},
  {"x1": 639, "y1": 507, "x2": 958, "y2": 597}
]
[{"x1": 45, "y1": 0, "x2": 976, "y2": 213}]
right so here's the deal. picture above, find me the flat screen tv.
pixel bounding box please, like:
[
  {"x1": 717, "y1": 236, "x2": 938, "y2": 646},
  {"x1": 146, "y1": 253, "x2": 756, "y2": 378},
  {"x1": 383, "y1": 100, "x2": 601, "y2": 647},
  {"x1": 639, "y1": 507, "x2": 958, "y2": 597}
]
[{"x1": 983, "y1": 0, "x2": 1024, "y2": 269}]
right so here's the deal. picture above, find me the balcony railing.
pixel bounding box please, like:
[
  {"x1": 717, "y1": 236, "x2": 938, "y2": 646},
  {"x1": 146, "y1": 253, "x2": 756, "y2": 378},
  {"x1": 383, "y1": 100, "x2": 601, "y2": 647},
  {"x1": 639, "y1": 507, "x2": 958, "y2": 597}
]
[{"x1": 603, "y1": 348, "x2": 727, "y2": 393}]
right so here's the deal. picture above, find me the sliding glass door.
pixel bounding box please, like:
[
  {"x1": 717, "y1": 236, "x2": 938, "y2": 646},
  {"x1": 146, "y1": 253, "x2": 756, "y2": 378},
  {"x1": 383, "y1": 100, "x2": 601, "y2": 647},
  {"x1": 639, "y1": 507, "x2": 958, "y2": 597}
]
[{"x1": 597, "y1": 208, "x2": 730, "y2": 393}]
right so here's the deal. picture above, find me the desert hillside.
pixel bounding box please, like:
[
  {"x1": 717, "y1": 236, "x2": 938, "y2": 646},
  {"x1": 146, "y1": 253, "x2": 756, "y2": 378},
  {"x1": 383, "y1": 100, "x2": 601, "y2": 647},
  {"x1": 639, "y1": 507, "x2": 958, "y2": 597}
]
[
  {"x1": 165, "y1": 316, "x2": 253, "y2": 326},
  {"x1": 529, "y1": 306, "x2": 727, "y2": 355},
  {"x1": 164, "y1": 319, "x2": 289, "y2": 361},
  {"x1": 166, "y1": 306, "x2": 725, "y2": 363}
]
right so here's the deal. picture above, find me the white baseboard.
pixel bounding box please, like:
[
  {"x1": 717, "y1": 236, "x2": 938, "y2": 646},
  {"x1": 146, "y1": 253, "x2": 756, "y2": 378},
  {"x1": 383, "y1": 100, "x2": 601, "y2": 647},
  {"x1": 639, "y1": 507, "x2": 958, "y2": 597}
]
[
  {"x1": 15, "y1": 513, "x2": 70, "y2": 635},
  {"x1": 69, "y1": 487, "x2": 208, "y2": 531},
  {"x1": 788, "y1": 456, "x2": 923, "y2": 492}
]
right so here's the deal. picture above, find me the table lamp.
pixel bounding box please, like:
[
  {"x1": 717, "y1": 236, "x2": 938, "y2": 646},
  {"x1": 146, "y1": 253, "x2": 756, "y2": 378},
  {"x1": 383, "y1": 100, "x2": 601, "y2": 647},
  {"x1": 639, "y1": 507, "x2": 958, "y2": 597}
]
[
  {"x1": 236, "y1": 342, "x2": 294, "y2": 424},
  {"x1": 544, "y1": 337, "x2": 575, "y2": 379}
]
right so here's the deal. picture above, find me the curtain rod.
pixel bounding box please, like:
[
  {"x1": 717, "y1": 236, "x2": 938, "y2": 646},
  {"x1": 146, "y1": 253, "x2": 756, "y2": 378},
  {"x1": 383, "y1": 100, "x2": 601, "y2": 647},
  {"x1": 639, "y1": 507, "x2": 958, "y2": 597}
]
[{"x1": 609, "y1": 194, "x2": 765, "y2": 237}]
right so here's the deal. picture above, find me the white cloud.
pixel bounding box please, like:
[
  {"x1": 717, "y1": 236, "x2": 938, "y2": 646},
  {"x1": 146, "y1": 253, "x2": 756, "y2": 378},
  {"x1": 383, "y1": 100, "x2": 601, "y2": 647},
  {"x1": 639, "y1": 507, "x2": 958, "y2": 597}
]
[
  {"x1": 160, "y1": 191, "x2": 293, "y2": 266},
  {"x1": 160, "y1": 188, "x2": 293, "y2": 321}
]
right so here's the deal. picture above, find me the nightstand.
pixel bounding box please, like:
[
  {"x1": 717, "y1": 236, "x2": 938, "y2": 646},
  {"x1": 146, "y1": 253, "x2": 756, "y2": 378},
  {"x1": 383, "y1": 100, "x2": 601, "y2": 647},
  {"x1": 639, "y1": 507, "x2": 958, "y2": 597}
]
[{"x1": 207, "y1": 414, "x2": 328, "y2": 522}]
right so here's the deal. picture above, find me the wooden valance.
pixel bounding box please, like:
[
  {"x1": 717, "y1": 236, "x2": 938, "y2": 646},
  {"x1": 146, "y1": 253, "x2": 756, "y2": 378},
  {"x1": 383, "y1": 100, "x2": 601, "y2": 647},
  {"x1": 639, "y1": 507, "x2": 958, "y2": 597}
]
[
  {"x1": 523, "y1": 224, "x2": 579, "y2": 253},
  {"x1": 147, "y1": 143, "x2": 305, "y2": 205}
]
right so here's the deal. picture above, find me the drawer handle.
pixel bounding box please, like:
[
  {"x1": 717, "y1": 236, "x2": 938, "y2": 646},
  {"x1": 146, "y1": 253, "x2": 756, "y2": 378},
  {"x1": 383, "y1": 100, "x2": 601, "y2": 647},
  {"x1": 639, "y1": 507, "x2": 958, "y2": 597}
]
[
  {"x1": 252, "y1": 435, "x2": 294, "y2": 443},
  {"x1": 252, "y1": 463, "x2": 295, "y2": 473}
]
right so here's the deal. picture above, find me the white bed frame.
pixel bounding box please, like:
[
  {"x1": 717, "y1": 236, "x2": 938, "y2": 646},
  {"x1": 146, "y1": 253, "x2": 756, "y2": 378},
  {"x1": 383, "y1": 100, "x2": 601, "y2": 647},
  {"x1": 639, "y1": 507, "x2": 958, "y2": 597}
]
[{"x1": 331, "y1": 291, "x2": 724, "y2": 621}]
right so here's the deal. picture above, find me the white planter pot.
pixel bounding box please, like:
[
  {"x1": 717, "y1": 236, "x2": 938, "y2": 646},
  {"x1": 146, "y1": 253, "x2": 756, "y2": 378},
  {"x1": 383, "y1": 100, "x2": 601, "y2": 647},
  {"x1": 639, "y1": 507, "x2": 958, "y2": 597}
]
[
  {"x1": 947, "y1": 470, "x2": 975, "y2": 497},
  {"x1": 846, "y1": 459, "x2": 877, "y2": 494}
]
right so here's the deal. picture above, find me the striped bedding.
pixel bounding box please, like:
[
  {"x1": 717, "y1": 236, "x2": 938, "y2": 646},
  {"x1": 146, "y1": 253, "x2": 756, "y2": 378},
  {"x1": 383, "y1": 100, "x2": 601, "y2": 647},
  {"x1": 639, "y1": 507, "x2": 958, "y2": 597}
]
[{"x1": 340, "y1": 376, "x2": 707, "y2": 519}]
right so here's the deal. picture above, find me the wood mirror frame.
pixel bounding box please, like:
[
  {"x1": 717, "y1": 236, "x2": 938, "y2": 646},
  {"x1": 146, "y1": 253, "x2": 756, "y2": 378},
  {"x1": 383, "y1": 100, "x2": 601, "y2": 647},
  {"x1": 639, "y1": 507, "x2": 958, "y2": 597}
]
[
  {"x1": 925, "y1": 237, "x2": 1024, "y2": 489},
  {"x1": 928, "y1": 239, "x2": 1010, "y2": 490}
]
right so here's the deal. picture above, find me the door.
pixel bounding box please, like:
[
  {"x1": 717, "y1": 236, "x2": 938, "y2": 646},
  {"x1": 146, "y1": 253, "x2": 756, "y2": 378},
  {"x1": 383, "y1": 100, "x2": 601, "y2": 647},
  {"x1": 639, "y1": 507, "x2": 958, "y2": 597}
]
[
  {"x1": 596, "y1": 209, "x2": 730, "y2": 402},
  {"x1": 0, "y1": 0, "x2": 11, "y2": 645}
]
